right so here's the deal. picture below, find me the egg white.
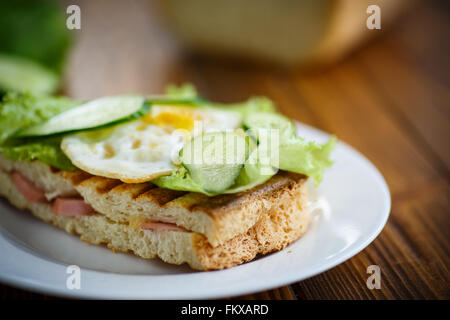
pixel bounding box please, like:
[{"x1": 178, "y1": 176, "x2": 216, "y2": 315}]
[{"x1": 61, "y1": 105, "x2": 242, "y2": 183}]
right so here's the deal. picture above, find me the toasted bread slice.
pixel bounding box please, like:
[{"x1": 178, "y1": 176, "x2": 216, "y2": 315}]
[
  {"x1": 0, "y1": 164, "x2": 309, "y2": 270},
  {"x1": 0, "y1": 154, "x2": 308, "y2": 246}
]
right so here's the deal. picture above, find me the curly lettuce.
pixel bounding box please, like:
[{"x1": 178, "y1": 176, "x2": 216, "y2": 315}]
[
  {"x1": 152, "y1": 166, "x2": 209, "y2": 194},
  {"x1": 0, "y1": 136, "x2": 77, "y2": 171},
  {"x1": 153, "y1": 89, "x2": 336, "y2": 194},
  {"x1": 0, "y1": 85, "x2": 336, "y2": 192},
  {"x1": 153, "y1": 136, "x2": 336, "y2": 195},
  {"x1": 0, "y1": 92, "x2": 78, "y2": 170},
  {"x1": 278, "y1": 136, "x2": 337, "y2": 185}
]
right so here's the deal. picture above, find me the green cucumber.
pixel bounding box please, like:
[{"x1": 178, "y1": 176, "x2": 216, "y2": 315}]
[
  {"x1": 146, "y1": 96, "x2": 205, "y2": 106},
  {"x1": 224, "y1": 143, "x2": 276, "y2": 194},
  {"x1": 180, "y1": 131, "x2": 251, "y2": 193},
  {"x1": 243, "y1": 111, "x2": 296, "y2": 141},
  {"x1": 0, "y1": 53, "x2": 59, "y2": 94},
  {"x1": 15, "y1": 95, "x2": 148, "y2": 137}
]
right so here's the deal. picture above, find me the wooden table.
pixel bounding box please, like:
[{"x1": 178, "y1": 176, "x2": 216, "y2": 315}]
[{"x1": 1, "y1": 0, "x2": 449, "y2": 300}]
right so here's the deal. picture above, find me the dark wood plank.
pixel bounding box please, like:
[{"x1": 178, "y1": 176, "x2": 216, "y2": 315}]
[
  {"x1": 390, "y1": 0, "x2": 450, "y2": 90},
  {"x1": 293, "y1": 187, "x2": 450, "y2": 300},
  {"x1": 289, "y1": 61, "x2": 443, "y2": 196},
  {"x1": 357, "y1": 33, "x2": 449, "y2": 174}
]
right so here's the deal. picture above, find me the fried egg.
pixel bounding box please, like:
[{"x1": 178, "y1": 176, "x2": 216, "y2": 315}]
[{"x1": 61, "y1": 105, "x2": 242, "y2": 183}]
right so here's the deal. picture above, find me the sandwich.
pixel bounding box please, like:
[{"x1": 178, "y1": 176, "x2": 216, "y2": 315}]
[{"x1": 0, "y1": 84, "x2": 335, "y2": 270}]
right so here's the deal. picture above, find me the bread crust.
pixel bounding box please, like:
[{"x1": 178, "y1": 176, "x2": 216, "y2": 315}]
[
  {"x1": 0, "y1": 157, "x2": 310, "y2": 270},
  {"x1": 0, "y1": 154, "x2": 307, "y2": 246}
]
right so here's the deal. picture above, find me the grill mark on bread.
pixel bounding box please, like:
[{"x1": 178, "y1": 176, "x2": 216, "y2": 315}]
[
  {"x1": 78, "y1": 176, "x2": 122, "y2": 194},
  {"x1": 68, "y1": 169, "x2": 304, "y2": 217},
  {"x1": 137, "y1": 188, "x2": 187, "y2": 206},
  {"x1": 65, "y1": 166, "x2": 305, "y2": 236},
  {"x1": 131, "y1": 184, "x2": 157, "y2": 199},
  {"x1": 0, "y1": 164, "x2": 310, "y2": 269},
  {"x1": 187, "y1": 172, "x2": 306, "y2": 216},
  {"x1": 110, "y1": 183, "x2": 156, "y2": 199},
  {"x1": 96, "y1": 179, "x2": 123, "y2": 194},
  {"x1": 166, "y1": 193, "x2": 209, "y2": 211},
  {"x1": 49, "y1": 166, "x2": 60, "y2": 174},
  {"x1": 188, "y1": 194, "x2": 237, "y2": 213},
  {"x1": 62, "y1": 171, "x2": 92, "y2": 186},
  {"x1": 1, "y1": 151, "x2": 309, "y2": 250}
]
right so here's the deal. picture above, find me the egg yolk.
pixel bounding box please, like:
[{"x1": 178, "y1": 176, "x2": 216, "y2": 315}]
[{"x1": 141, "y1": 106, "x2": 200, "y2": 131}]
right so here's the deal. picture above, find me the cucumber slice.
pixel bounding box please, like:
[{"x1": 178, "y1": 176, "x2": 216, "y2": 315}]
[
  {"x1": 15, "y1": 95, "x2": 148, "y2": 137},
  {"x1": 146, "y1": 96, "x2": 205, "y2": 105},
  {"x1": 180, "y1": 131, "x2": 250, "y2": 193},
  {"x1": 0, "y1": 53, "x2": 59, "y2": 94},
  {"x1": 224, "y1": 142, "x2": 275, "y2": 194},
  {"x1": 243, "y1": 111, "x2": 295, "y2": 141}
]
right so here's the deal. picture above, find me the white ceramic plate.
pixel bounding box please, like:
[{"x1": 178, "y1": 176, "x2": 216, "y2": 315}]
[{"x1": 0, "y1": 123, "x2": 390, "y2": 299}]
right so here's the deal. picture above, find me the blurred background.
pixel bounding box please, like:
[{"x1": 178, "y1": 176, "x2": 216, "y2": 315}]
[{"x1": 0, "y1": 0, "x2": 448, "y2": 299}]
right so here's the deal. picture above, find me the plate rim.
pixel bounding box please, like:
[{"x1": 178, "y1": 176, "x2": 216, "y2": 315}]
[{"x1": 0, "y1": 122, "x2": 391, "y2": 299}]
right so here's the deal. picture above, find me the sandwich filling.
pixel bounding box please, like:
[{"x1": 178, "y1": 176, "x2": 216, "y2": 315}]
[
  {"x1": 0, "y1": 84, "x2": 336, "y2": 197},
  {"x1": 3, "y1": 157, "x2": 186, "y2": 232},
  {"x1": 0, "y1": 85, "x2": 329, "y2": 268}
]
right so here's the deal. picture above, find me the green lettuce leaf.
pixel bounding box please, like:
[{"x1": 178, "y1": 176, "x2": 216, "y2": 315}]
[
  {"x1": 0, "y1": 92, "x2": 78, "y2": 142},
  {"x1": 152, "y1": 167, "x2": 211, "y2": 195},
  {"x1": 152, "y1": 90, "x2": 335, "y2": 195},
  {"x1": 153, "y1": 135, "x2": 336, "y2": 194},
  {"x1": 213, "y1": 96, "x2": 276, "y2": 116},
  {"x1": 0, "y1": 92, "x2": 79, "y2": 170},
  {"x1": 153, "y1": 143, "x2": 277, "y2": 196},
  {"x1": 278, "y1": 136, "x2": 337, "y2": 185},
  {"x1": 0, "y1": 136, "x2": 77, "y2": 171}
]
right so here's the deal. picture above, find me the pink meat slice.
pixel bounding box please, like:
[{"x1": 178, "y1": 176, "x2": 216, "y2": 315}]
[
  {"x1": 52, "y1": 198, "x2": 95, "y2": 216},
  {"x1": 11, "y1": 171, "x2": 46, "y2": 203}
]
